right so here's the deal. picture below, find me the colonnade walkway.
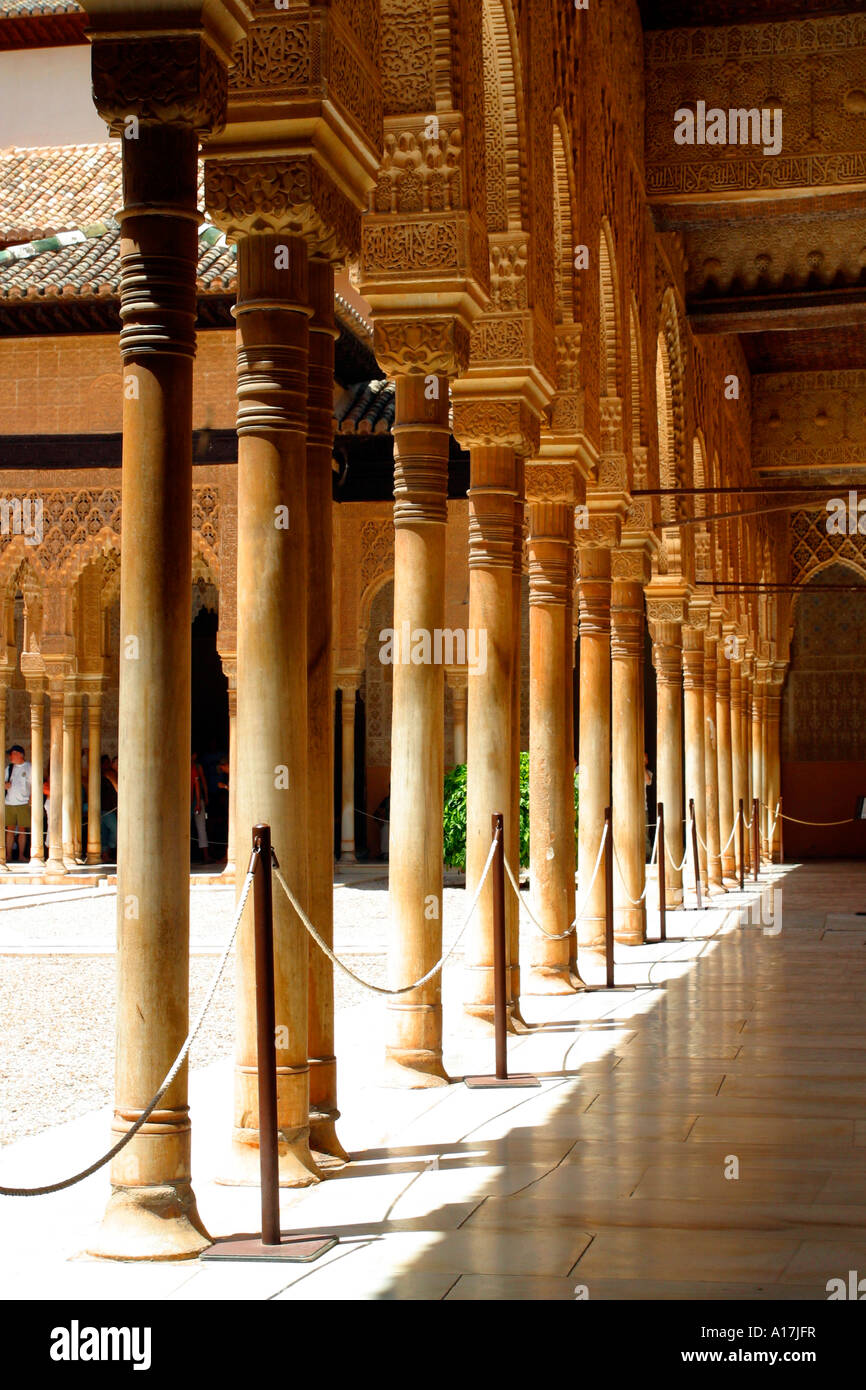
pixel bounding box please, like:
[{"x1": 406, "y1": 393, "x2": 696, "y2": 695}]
[{"x1": 2, "y1": 860, "x2": 865, "y2": 1301}]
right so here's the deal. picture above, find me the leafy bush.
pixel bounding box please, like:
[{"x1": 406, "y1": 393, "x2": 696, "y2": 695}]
[{"x1": 443, "y1": 755, "x2": 578, "y2": 870}]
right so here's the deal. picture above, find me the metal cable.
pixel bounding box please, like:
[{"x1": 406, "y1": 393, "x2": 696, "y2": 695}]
[
  {"x1": 272, "y1": 829, "x2": 499, "y2": 996},
  {"x1": 0, "y1": 863, "x2": 257, "y2": 1199}
]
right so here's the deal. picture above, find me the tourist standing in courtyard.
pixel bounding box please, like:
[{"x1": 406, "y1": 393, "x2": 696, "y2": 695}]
[{"x1": 4, "y1": 744, "x2": 31, "y2": 863}]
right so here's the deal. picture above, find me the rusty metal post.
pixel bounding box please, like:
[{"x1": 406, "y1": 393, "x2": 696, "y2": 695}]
[
  {"x1": 657, "y1": 802, "x2": 666, "y2": 942},
  {"x1": 752, "y1": 796, "x2": 760, "y2": 880},
  {"x1": 738, "y1": 797, "x2": 745, "y2": 892},
  {"x1": 491, "y1": 812, "x2": 507, "y2": 1081},
  {"x1": 464, "y1": 815, "x2": 538, "y2": 1089},
  {"x1": 604, "y1": 806, "x2": 614, "y2": 987},
  {"x1": 252, "y1": 823, "x2": 280, "y2": 1248},
  {"x1": 689, "y1": 798, "x2": 702, "y2": 911}
]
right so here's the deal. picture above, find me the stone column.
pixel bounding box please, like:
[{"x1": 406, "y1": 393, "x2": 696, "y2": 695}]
[
  {"x1": 27, "y1": 682, "x2": 45, "y2": 867},
  {"x1": 384, "y1": 374, "x2": 451, "y2": 1085},
  {"x1": 741, "y1": 663, "x2": 752, "y2": 872},
  {"x1": 61, "y1": 684, "x2": 79, "y2": 866},
  {"x1": 72, "y1": 693, "x2": 83, "y2": 862},
  {"x1": 576, "y1": 542, "x2": 613, "y2": 950},
  {"x1": 716, "y1": 643, "x2": 736, "y2": 881},
  {"x1": 765, "y1": 671, "x2": 783, "y2": 860},
  {"x1": 525, "y1": 500, "x2": 581, "y2": 992},
  {"x1": 751, "y1": 675, "x2": 763, "y2": 858},
  {"x1": 338, "y1": 680, "x2": 359, "y2": 864},
  {"x1": 221, "y1": 665, "x2": 237, "y2": 877},
  {"x1": 446, "y1": 669, "x2": 468, "y2": 768},
  {"x1": 86, "y1": 690, "x2": 102, "y2": 864},
  {"x1": 86, "y1": 30, "x2": 230, "y2": 1258},
  {"x1": 649, "y1": 612, "x2": 685, "y2": 905},
  {"x1": 610, "y1": 554, "x2": 648, "y2": 945},
  {"x1": 730, "y1": 659, "x2": 747, "y2": 875},
  {"x1": 0, "y1": 683, "x2": 6, "y2": 872},
  {"x1": 703, "y1": 627, "x2": 723, "y2": 891},
  {"x1": 306, "y1": 258, "x2": 346, "y2": 1163},
  {"x1": 564, "y1": 529, "x2": 577, "y2": 977},
  {"x1": 682, "y1": 622, "x2": 709, "y2": 891},
  {"x1": 508, "y1": 473, "x2": 524, "y2": 1012},
  {"x1": 227, "y1": 231, "x2": 317, "y2": 1184},
  {"x1": 463, "y1": 444, "x2": 519, "y2": 1029},
  {"x1": 44, "y1": 679, "x2": 66, "y2": 876}
]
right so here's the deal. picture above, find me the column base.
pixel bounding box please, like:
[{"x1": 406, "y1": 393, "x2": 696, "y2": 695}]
[
  {"x1": 42, "y1": 857, "x2": 67, "y2": 876},
  {"x1": 217, "y1": 1130, "x2": 321, "y2": 1188},
  {"x1": 523, "y1": 964, "x2": 586, "y2": 995},
  {"x1": 577, "y1": 915, "x2": 606, "y2": 953},
  {"x1": 84, "y1": 1182, "x2": 210, "y2": 1261},
  {"x1": 86, "y1": 851, "x2": 102, "y2": 865},
  {"x1": 220, "y1": 860, "x2": 236, "y2": 882},
  {"x1": 28, "y1": 856, "x2": 45, "y2": 872},
  {"x1": 339, "y1": 851, "x2": 356, "y2": 865},
  {"x1": 461, "y1": 1002, "x2": 523, "y2": 1037},
  {"x1": 382, "y1": 1048, "x2": 451, "y2": 1089},
  {"x1": 309, "y1": 1109, "x2": 350, "y2": 1167},
  {"x1": 614, "y1": 907, "x2": 646, "y2": 946}
]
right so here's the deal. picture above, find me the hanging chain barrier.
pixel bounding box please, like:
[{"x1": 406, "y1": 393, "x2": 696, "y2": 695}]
[
  {"x1": 502, "y1": 821, "x2": 608, "y2": 940},
  {"x1": 0, "y1": 859, "x2": 258, "y2": 1199},
  {"x1": 272, "y1": 828, "x2": 498, "y2": 997}
]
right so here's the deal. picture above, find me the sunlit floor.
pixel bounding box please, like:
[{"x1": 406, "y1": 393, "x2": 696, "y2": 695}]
[{"x1": 2, "y1": 859, "x2": 866, "y2": 1301}]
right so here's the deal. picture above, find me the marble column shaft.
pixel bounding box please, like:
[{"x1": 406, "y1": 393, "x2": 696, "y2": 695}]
[{"x1": 576, "y1": 546, "x2": 611, "y2": 950}]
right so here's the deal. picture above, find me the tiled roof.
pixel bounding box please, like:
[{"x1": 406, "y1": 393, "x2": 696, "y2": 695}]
[
  {"x1": 0, "y1": 220, "x2": 237, "y2": 300},
  {"x1": 0, "y1": 144, "x2": 121, "y2": 245},
  {"x1": 333, "y1": 379, "x2": 394, "y2": 435},
  {"x1": 0, "y1": 3, "x2": 80, "y2": 15}
]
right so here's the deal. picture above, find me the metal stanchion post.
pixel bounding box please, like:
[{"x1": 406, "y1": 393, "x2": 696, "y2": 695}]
[
  {"x1": 604, "y1": 806, "x2": 614, "y2": 987},
  {"x1": 202, "y1": 825, "x2": 337, "y2": 1263},
  {"x1": 779, "y1": 795, "x2": 784, "y2": 865},
  {"x1": 689, "y1": 798, "x2": 702, "y2": 911},
  {"x1": 465, "y1": 814, "x2": 538, "y2": 1089},
  {"x1": 658, "y1": 802, "x2": 666, "y2": 943},
  {"x1": 752, "y1": 796, "x2": 760, "y2": 880},
  {"x1": 738, "y1": 797, "x2": 745, "y2": 892}
]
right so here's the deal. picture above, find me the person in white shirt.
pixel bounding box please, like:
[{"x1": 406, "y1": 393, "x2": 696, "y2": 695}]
[{"x1": 5, "y1": 744, "x2": 32, "y2": 863}]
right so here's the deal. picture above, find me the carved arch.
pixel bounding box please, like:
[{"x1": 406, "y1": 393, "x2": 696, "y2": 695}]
[
  {"x1": 481, "y1": 0, "x2": 528, "y2": 234},
  {"x1": 552, "y1": 109, "x2": 578, "y2": 326},
  {"x1": 599, "y1": 219, "x2": 621, "y2": 400}
]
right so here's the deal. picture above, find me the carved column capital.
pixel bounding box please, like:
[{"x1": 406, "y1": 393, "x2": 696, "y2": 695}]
[
  {"x1": 575, "y1": 512, "x2": 621, "y2": 551},
  {"x1": 91, "y1": 35, "x2": 228, "y2": 138},
  {"x1": 205, "y1": 156, "x2": 360, "y2": 261},
  {"x1": 612, "y1": 546, "x2": 652, "y2": 586},
  {"x1": 453, "y1": 398, "x2": 541, "y2": 458},
  {"x1": 373, "y1": 317, "x2": 469, "y2": 378}
]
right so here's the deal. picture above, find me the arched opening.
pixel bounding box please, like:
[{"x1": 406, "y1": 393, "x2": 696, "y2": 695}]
[
  {"x1": 782, "y1": 560, "x2": 866, "y2": 859},
  {"x1": 191, "y1": 592, "x2": 228, "y2": 865}
]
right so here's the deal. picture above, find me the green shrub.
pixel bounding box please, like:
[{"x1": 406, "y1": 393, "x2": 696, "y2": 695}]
[{"x1": 443, "y1": 755, "x2": 579, "y2": 870}]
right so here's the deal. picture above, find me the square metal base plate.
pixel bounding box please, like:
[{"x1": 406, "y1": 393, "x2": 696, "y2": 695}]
[
  {"x1": 464, "y1": 1074, "x2": 540, "y2": 1088},
  {"x1": 200, "y1": 1234, "x2": 338, "y2": 1263}
]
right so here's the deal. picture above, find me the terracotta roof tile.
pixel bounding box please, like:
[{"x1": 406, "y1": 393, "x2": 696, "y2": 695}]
[
  {"x1": 0, "y1": 144, "x2": 121, "y2": 244},
  {"x1": 0, "y1": 3, "x2": 80, "y2": 15},
  {"x1": 333, "y1": 379, "x2": 394, "y2": 435},
  {"x1": 0, "y1": 143, "x2": 212, "y2": 245},
  {"x1": 0, "y1": 220, "x2": 237, "y2": 300}
]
